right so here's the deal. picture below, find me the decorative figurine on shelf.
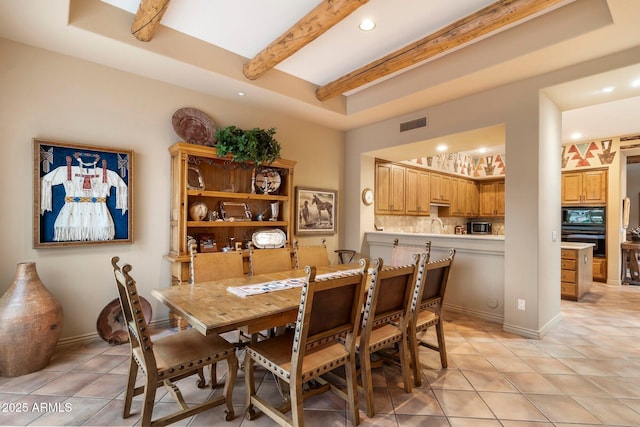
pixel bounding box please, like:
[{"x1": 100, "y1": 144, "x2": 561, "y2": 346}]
[
  {"x1": 189, "y1": 201, "x2": 208, "y2": 221},
  {"x1": 255, "y1": 206, "x2": 269, "y2": 222},
  {"x1": 269, "y1": 202, "x2": 279, "y2": 221}
]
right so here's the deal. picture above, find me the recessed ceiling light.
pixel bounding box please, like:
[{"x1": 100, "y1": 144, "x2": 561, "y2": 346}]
[
  {"x1": 478, "y1": 147, "x2": 487, "y2": 154},
  {"x1": 359, "y1": 18, "x2": 375, "y2": 31},
  {"x1": 237, "y1": 91, "x2": 245, "y2": 96},
  {"x1": 436, "y1": 144, "x2": 448, "y2": 152},
  {"x1": 571, "y1": 132, "x2": 583, "y2": 140},
  {"x1": 601, "y1": 86, "x2": 615, "y2": 93},
  {"x1": 631, "y1": 79, "x2": 640, "y2": 88}
]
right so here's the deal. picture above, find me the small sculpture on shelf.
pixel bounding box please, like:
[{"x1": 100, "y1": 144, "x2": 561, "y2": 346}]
[
  {"x1": 188, "y1": 201, "x2": 208, "y2": 221},
  {"x1": 630, "y1": 225, "x2": 640, "y2": 242}
]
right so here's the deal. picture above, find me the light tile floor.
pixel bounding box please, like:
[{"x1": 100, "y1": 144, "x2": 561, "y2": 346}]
[{"x1": 2, "y1": 282, "x2": 640, "y2": 426}]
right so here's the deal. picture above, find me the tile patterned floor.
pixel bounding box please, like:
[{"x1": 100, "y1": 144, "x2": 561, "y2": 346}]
[{"x1": 2, "y1": 282, "x2": 640, "y2": 426}]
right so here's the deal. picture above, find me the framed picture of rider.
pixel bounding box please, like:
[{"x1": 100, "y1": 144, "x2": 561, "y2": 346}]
[
  {"x1": 33, "y1": 138, "x2": 133, "y2": 248},
  {"x1": 294, "y1": 187, "x2": 336, "y2": 236}
]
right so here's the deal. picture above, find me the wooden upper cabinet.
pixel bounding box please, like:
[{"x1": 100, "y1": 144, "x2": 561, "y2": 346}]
[
  {"x1": 478, "y1": 179, "x2": 505, "y2": 217},
  {"x1": 466, "y1": 179, "x2": 479, "y2": 217},
  {"x1": 430, "y1": 172, "x2": 450, "y2": 204},
  {"x1": 449, "y1": 178, "x2": 469, "y2": 217},
  {"x1": 561, "y1": 169, "x2": 607, "y2": 206},
  {"x1": 405, "y1": 168, "x2": 430, "y2": 216},
  {"x1": 375, "y1": 162, "x2": 405, "y2": 214}
]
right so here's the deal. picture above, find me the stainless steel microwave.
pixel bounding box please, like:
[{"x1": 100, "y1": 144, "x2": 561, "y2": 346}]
[{"x1": 468, "y1": 221, "x2": 492, "y2": 235}]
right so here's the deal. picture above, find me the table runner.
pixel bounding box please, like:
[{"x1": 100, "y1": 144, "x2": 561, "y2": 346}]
[{"x1": 227, "y1": 268, "x2": 364, "y2": 298}]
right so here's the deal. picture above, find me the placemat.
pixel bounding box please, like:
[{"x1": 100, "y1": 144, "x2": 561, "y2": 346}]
[{"x1": 227, "y1": 268, "x2": 365, "y2": 298}]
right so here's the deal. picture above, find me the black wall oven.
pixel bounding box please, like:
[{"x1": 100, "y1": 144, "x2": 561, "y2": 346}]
[{"x1": 561, "y1": 207, "x2": 606, "y2": 257}]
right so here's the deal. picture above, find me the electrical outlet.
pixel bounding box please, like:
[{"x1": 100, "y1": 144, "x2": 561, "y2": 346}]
[{"x1": 517, "y1": 299, "x2": 526, "y2": 311}]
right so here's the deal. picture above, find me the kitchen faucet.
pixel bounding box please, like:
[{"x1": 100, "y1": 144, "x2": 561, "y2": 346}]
[{"x1": 430, "y1": 216, "x2": 445, "y2": 233}]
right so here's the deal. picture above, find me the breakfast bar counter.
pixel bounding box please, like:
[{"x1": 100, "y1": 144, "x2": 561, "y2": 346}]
[{"x1": 365, "y1": 231, "x2": 505, "y2": 324}]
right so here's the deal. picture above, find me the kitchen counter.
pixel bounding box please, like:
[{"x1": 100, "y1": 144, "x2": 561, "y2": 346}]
[
  {"x1": 561, "y1": 242, "x2": 595, "y2": 250},
  {"x1": 560, "y1": 243, "x2": 593, "y2": 301},
  {"x1": 365, "y1": 231, "x2": 505, "y2": 324}
]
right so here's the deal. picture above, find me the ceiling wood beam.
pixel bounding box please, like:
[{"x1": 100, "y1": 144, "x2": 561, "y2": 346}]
[
  {"x1": 628, "y1": 155, "x2": 640, "y2": 164},
  {"x1": 316, "y1": 0, "x2": 569, "y2": 101},
  {"x1": 131, "y1": 0, "x2": 171, "y2": 42},
  {"x1": 243, "y1": 0, "x2": 369, "y2": 80}
]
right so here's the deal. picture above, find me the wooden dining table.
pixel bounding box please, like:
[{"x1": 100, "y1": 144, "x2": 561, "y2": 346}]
[{"x1": 152, "y1": 264, "x2": 363, "y2": 337}]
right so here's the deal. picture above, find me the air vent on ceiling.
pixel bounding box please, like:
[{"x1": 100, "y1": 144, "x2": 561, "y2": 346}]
[{"x1": 400, "y1": 116, "x2": 427, "y2": 132}]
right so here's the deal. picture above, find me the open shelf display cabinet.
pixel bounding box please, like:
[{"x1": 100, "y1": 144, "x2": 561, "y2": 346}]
[{"x1": 165, "y1": 142, "x2": 296, "y2": 283}]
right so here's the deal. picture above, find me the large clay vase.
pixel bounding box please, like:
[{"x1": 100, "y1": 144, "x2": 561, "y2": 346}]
[{"x1": 0, "y1": 262, "x2": 63, "y2": 377}]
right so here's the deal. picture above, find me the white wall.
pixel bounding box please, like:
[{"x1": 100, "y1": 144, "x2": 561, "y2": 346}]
[{"x1": 0, "y1": 38, "x2": 344, "y2": 342}]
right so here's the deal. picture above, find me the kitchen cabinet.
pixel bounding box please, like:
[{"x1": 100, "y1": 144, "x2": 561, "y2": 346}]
[
  {"x1": 450, "y1": 177, "x2": 475, "y2": 217},
  {"x1": 375, "y1": 161, "x2": 405, "y2": 214},
  {"x1": 466, "y1": 179, "x2": 479, "y2": 217},
  {"x1": 592, "y1": 257, "x2": 607, "y2": 282},
  {"x1": 561, "y1": 169, "x2": 607, "y2": 205},
  {"x1": 165, "y1": 142, "x2": 296, "y2": 283},
  {"x1": 478, "y1": 179, "x2": 505, "y2": 217},
  {"x1": 405, "y1": 168, "x2": 430, "y2": 216},
  {"x1": 561, "y1": 244, "x2": 593, "y2": 301},
  {"x1": 430, "y1": 172, "x2": 450, "y2": 204}
]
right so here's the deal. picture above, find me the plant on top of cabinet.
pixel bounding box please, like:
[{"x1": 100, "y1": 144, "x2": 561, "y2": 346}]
[{"x1": 215, "y1": 126, "x2": 281, "y2": 166}]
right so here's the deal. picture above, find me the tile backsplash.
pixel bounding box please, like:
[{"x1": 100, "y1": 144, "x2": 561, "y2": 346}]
[{"x1": 375, "y1": 207, "x2": 505, "y2": 235}]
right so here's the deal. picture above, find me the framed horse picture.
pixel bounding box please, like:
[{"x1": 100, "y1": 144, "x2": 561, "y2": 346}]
[{"x1": 295, "y1": 187, "x2": 337, "y2": 236}]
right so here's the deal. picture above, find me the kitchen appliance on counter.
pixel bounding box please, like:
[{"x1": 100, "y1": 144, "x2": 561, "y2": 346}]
[
  {"x1": 468, "y1": 221, "x2": 492, "y2": 235},
  {"x1": 561, "y1": 206, "x2": 606, "y2": 257}
]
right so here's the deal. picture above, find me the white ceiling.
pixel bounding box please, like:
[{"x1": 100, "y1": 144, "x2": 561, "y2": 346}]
[{"x1": 1, "y1": 0, "x2": 640, "y2": 151}]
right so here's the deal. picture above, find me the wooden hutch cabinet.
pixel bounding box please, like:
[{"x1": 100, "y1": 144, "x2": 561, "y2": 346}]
[{"x1": 165, "y1": 142, "x2": 296, "y2": 282}]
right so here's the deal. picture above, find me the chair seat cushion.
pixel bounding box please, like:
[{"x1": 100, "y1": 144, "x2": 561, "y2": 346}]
[
  {"x1": 415, "y1": 311, "x2": 438, "y2": 332},
  {"x1": 247, "y1": 331, "x2": 350, "y2": 382},
  {"x1": 134, "y1": 329, "x2": 235, "y2": 377}
]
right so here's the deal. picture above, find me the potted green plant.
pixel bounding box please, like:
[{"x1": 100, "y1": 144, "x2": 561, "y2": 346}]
[{"x1": 215, "y1": 126, "x2": 281, "y2": 166}]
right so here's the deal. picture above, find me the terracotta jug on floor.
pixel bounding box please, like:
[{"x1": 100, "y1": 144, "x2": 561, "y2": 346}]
[{"x1": 0, "y1": 262, "x2": 63, "y2": 377}]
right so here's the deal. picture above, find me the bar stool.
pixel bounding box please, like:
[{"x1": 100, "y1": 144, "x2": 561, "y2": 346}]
[{"x1": 334, "y1": 249, "x2": 356, "y2": 264}]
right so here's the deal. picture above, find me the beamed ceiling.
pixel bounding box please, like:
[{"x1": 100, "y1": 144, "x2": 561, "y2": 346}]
[{"x1": 0, "y1": 0, "x2": 639, "y2": 141}]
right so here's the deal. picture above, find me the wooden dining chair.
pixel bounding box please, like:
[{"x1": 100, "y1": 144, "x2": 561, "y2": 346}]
[
  {"x1": 293, "y1": 238, "x2": 330, "y2": 269},
  {"x1": 111, "y1": 256, "x2": 238, "y2": 426},
  {"x1": 408, "y1": 249, "x2": 456, "y2": 386},
  {"x1": 189, "y1": 245, "x2": 245, "y2": 383},
  {"x1": 390, "y1": 238, "x2": 431, "y2": 266},
  {"x1": 356, "y1": 255, "x2": 421, "y2": 417},
  {"x1": 249, "y1": 246, "x2": 293, "y2": 275},
  {"x1": 190, "y1": 245, "x2": 245, "y2": 283},
  {"x1": 244, "y1": 259, "x2": 370, "y2": 427}
]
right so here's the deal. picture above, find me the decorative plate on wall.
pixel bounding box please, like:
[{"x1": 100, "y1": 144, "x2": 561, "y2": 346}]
[{"x1": 172, "y1": 107, "x2": 217, "y2": 146}]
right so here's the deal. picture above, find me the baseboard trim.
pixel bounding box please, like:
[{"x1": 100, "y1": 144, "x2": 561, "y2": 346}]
[
  {"x1": 55, "y1": 318, "x2": 172, "y2": 350},
  {"x1": 503, "y1": 312, "x2": 562, "y2": 339},
  {"x1": 444, "y1": 302, "x2": 504, "y2": 324}
]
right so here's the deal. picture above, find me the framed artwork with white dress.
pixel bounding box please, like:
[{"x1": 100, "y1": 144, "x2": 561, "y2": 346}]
[{"x1": 33, "y1": 138, "x2": 133, "y2": 248}]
